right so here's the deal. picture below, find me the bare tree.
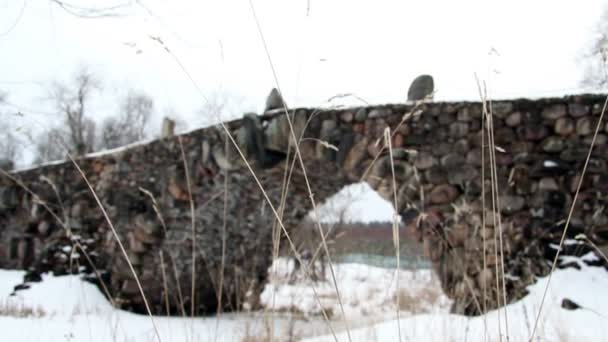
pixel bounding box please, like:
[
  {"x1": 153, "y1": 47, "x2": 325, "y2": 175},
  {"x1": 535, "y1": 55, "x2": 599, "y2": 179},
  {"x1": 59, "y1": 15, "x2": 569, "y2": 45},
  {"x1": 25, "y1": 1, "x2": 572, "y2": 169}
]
[
  {"x1": 49, "y1": 68, "x2": 99, "y2": 155},
  {"x1": 0, "y1": 92, "x2": 19, "y2": 169},
  {"x1": 34, "y1": 127, "x2": 65, "y2": 164},
  {"x1": 100, "y1": 90, "x2": 153, "y2": 149},
  {"x1": 583, "y1": 8, "x2": 608, "y2": 88},
  {"x1": 50, "y1": 0, "x2": 131, "y2": 18},
  {"x1": 0, "y1": 121, "x2": 19, "y2": 169}
]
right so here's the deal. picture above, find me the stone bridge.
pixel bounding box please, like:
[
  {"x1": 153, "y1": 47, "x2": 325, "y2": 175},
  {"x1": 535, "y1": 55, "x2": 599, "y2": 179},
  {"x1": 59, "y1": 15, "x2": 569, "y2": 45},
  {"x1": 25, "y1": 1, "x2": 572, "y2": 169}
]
[{"x1": 1, "y1": 94, "x2": 607, "y2": 316}]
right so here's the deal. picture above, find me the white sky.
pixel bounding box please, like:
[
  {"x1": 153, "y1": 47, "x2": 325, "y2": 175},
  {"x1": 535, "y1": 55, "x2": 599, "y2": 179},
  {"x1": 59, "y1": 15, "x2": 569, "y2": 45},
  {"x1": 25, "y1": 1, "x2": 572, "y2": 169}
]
[{"x1": 1, "y1": 0, "x2": 607, "y2": 221}]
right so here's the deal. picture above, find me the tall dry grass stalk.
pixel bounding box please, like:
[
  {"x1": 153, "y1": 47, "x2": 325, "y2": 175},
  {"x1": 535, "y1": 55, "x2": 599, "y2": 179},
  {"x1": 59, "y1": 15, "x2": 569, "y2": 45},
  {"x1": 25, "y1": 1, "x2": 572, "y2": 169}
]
[
  {"x1": 245, "y1": 2, "x2": 352, "y2": 339},
  {"x1": 476, "y1": 76, "x2": 509, "y2": 341},
  {"x1": 384, "y1": 127, "x2": 402, "y2": 341}
]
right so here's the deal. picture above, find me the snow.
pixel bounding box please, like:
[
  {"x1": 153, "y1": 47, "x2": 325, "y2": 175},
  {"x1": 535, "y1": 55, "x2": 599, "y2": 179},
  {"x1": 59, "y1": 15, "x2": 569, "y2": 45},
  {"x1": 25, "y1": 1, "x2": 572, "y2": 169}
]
[
  {"x1": 308, "y1": 182, "x2": 397, "y2": 223},
  {"x1": 261, "y1": 258, "x2": 449, "y2": 320},
  {"x1": 543, "y1": 160, "x2": 559, "y2": 168},
  {"x1": 0, "y1": 269, "x2": 321, "y2": 341},
  {"x1": 1, "y1": 255, "x2": 607, "y2": 341},
  {"x1": 304, "y1": 262, "x2": 608, "y2": 342}
]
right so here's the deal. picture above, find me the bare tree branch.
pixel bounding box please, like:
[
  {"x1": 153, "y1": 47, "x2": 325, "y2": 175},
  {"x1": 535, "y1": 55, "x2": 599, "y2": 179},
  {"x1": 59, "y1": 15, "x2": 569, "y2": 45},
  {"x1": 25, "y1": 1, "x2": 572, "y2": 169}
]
[
  {"x1": 49, "y1": 0, "x2": 132, "y2": 18},
  {"x1": 46, "y1": 68, "x2": 100, "y2": 156},
  {"x1": 101, "y1": 90, "x2": 153, "y2": 149}
]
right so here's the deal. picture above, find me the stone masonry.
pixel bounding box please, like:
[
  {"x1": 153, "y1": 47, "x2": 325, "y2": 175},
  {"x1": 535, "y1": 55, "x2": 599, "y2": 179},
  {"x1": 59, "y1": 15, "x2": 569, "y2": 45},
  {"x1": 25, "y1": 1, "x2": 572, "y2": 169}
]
[{"x1": 1, "y1": 94, "x2": 607, "y2": 316}]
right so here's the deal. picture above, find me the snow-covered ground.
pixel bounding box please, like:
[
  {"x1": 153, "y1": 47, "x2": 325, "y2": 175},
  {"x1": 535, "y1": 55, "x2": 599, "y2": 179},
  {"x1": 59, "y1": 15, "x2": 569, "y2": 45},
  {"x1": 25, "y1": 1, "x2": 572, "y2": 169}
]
[
  {"x1": 0, "y1": 269, "x2": 317, "y2": 341},
  {"x1": 261, "y1": 258, "x2": 449, "y2": 321},
  {"x1": 0, "y1": 255, "x2": 606, "y2": 341},
  {"x1": 305, "y1": 256, "x2": 608, "y2": 342}
]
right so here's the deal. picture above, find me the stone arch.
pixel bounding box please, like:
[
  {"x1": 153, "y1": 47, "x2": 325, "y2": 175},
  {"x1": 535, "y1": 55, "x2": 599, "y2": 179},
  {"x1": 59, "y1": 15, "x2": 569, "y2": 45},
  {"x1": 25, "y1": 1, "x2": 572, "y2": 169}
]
[{"x1": 1, "y1": 94, "x2": 607, "y2": 316}]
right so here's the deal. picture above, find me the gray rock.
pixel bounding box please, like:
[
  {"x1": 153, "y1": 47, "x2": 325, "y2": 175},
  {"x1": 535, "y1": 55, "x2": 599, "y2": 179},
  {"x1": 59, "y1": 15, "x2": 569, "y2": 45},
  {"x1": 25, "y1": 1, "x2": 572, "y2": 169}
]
[
  {"x1": 355, "y1": 108, "x2": 368, "y2": 122},
  {"x1": 407, "y1": 74, "x2": 434, "y2": 102},
  {"x1": 538, "y1": 177, "x2": 559, "y2": 191},
  {"x1": 500, "y1": 195, "x2": 525, "y2": 215},
  {"x1": 438, "y1": 112, "x2": 456, "y2": 125},
  {"x1": 448, "y1": 165, "x2": 478, "y2": 185},
  {"x1": 554, "y1": 117, "x2": 574, "y2": 136},
  {"x1": 368, "y1": 108, "x2": 390, "y2": 119},
  {"x1": 492, "y1": 102, "x2": 513, "y2": 118},
  {"x1": 541, "y1": 137, "x2": 566, "y2": 152},
  {"x1": 424, "y1": 167, "x2": 448, "y2": 185},
  {"x1": 505, "y1": 111, "x2": 522, "y2": 127},
  {"x1": 568, "y1": 103, "x2": 589, "y2": 117},
  {"x1": 429, "y1": 184, "x2": 459, "y2": 204},
  {"x1": 264, "y1": 88, "x2": 286, "y2": 112},
  {"x1": 340, "y1": 111, "x2": 354, "y2": 123},
  {"x1": 441, "y1": 153, "x2": 466, "y2": 168},
  {"x1": 576, "y1": 117, "x2": 597, "y2": 136},
  {"x1": 583, "y1": 133, "x2": 607, "y2": 146},
  {"x1": 450, "y1": 122, "x2": 469, "y2": 137},
  {"x1": 457, "y1": 106, "x2": 479, "y2": 122}
]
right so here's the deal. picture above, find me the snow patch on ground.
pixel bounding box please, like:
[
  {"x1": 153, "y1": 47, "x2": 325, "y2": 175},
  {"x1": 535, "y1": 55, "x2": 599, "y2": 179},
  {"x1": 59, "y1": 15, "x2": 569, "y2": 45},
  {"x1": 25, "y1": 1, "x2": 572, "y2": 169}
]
[
  {"x1": 304, "y1": 263, "x2": 608, "y2": 341},
  {"x1": 262, "y1": 258, "x2": 449, "y2": 321},
  {"x1": 1, "y1": 256, "x2": 606, "y2": 341}
]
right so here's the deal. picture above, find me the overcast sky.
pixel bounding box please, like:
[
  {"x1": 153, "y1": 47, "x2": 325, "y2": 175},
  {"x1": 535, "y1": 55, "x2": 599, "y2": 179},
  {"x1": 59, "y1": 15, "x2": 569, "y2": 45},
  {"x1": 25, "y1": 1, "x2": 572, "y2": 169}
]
[{"x1": 1, "y1": 0, "x2": 607, "y2": 221}]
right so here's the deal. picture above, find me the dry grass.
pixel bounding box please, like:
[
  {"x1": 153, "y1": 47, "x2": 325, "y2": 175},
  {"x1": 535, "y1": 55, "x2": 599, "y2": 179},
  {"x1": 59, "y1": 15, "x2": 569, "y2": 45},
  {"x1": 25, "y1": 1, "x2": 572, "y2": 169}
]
[
  {"x1": 0, "y1": 300, "x2": 46, "y2": 318},
  {"x1": 393, "y1": 287, "x2": 442, "y2": 313}
]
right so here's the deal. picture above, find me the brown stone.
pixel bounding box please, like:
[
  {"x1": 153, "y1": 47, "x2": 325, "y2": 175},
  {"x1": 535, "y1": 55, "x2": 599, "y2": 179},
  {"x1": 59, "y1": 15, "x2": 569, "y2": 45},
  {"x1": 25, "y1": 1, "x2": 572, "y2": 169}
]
[
  {"x1": 477, "y1": 268, "x2": 494, "y2": 289},
  {"x1": 429, "y1": 184, "x2": 460, "y2": 204},
  {"x1": 415, "y1": 152, "x2": 437, "y2": 170},
  {"x1": 128, "y1": 232, "x2": 147, "y2": 253},
  {"x1": 541, "y1": 104, "x2": 567, "y2": 119},
  {"x1": 505, "y1": 111, "x2": 522, "y2": 127},
  {"x1": 393, "y1": 133, "x2": 405, "y2": 148},
  {"x1": 518, "y1": 125, "x2": 548, "y2": 141},
  {"x1": 353, "y1": 123, "x2": 365, "y2": 134},
  {"x1": 343, "y1": 138, "x2": 369, "y2": 171},
  {"x1": 168, "y1": 180, "x2": 190, "y2": 201},
  {"x1": 367, "y1": 140, "x2": 382, "y2": 158},
  {"x1": 538, "y1": 177, "x2": 559, "y2": 191},
  {"x1": 447, "y1": 223, "x2": 468, "y2": 246},
  {"x1": 397, "y1": 123, "x2": 411, "y2": 135},
  {"x1": 555, "y1": 117, "x2": 575, "y2": 136},
  {"x1": 576, "y1": 117, "x2": 597, "y2": 136}
]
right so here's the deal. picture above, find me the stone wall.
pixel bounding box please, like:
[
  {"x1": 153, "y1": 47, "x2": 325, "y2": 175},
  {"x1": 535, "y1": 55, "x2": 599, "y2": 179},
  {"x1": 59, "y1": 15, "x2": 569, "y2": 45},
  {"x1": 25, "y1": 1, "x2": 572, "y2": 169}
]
[{"x1": 1, "y1": 93, "x2": 607, "y2": 316}]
